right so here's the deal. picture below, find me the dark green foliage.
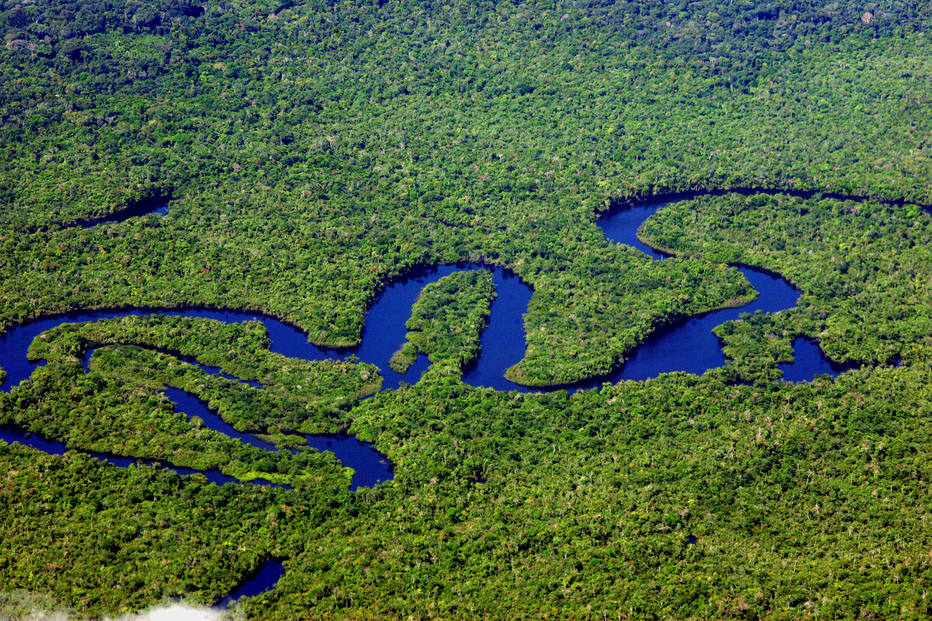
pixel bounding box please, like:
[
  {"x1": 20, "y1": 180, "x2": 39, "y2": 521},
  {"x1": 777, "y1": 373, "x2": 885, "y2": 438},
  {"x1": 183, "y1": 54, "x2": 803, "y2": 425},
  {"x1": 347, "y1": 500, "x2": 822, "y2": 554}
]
[
  {"x1": 0, "y1": 443, "x2": 326, "y2": 615},
  {"x1": 640, "y1": 192, "x2": 932, "y2": 367},
  {"x1": 250, "y1": 364, "x2": 932, "y2": 619},
  {"x1": 1, "y1": 0, "x2": 930, "y2": 384},
  {"x1": 28, "y1": 314, "x2": 382, "y2": 424},
  {"x1": 1, "y1": 0, "x2": 931, "y2": 618}
]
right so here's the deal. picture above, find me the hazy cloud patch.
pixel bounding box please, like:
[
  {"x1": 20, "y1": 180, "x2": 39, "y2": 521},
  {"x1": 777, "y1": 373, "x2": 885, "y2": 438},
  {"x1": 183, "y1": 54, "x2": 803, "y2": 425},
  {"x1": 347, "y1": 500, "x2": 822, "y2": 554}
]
[
  {"x1": 0, "y1": 593, "x2": 233, "y2": 621},
  {"x1": 109, "y1": 604, "x2": 228, "y2": 621}
]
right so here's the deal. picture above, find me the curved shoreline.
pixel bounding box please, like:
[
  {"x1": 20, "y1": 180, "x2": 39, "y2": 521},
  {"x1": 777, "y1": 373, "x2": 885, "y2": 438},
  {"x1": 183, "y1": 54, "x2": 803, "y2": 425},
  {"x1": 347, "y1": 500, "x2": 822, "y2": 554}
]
[
  {"x1": 26, "y1": 185, "x2": 932, "y2": 235},
  {"x1": 0, "y1": 260, "x2": 534, "y2": 351},
  {"x1": 1, "y1": 377, "x2": 392, "y2": 490},
  {"x1": 0, "y1": 186, "x2": 903, "y2": 607},
  {"x1": 0, "y1": 195, "x2": 848, "y2": 502},
  {"x1": 77, "y1": 192, "x2": 175, "y2": 229},
  {"x1": 4, "y1": 186, "x2": 923, "y2": 386},
  {"x1": 503, "y1": 262, "x2": 802, "y2": 391},
  {"x1": 0, "y1": 424, "x2": 281, "y2": 487},
  {"x1": 1, "y1": 189, "x2": 901, "y2": 482},
  {"x1": 2, "y1": 189, "x2": 883, "y2": 396},
  {"x1": 599, "y1": 186, "x2": 932, "y2": 220}
]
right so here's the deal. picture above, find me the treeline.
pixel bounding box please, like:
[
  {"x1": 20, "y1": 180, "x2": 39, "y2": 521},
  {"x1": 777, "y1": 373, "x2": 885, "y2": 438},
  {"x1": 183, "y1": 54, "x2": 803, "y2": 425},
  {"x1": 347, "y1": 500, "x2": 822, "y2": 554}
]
[
  {"x1": 6, "y1": 355, "x2": 928, "y2": 618},
  {"x1": 29, "y1": 314, "x2": 381, "y2": 420},
  {"x1": 2, "y1": 314, "x2": 385, "y2": 488},
  {"x1": 0, "y1": 442, "x2": 321, "y2": 615},
  {"x1": 638, "y1": 192, "x2": 932, "y2": 371},
  {"x1": 0, "y1": 0, "x2": 930, "y2": 386}
]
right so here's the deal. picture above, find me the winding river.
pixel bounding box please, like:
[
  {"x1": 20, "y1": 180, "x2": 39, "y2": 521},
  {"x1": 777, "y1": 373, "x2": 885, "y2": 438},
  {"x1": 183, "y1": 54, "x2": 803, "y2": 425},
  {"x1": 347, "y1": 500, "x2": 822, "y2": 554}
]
[
  {"x1": 1, "y1": 191, "x2": 900, "y2": 605},
  {"x1": 0, "y1": 194, "x2": 852, "y2": 490}
]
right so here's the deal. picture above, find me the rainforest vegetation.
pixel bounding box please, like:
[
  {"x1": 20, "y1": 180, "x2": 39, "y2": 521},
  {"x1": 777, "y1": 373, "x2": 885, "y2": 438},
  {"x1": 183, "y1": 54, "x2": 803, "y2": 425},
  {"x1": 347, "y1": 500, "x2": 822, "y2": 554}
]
[
  {"x1": 1, "y1": 0, "x2": 930, "y2": 618},
  {"x1": 390, "y1": 270, "x2": 495, "y2": 373}
]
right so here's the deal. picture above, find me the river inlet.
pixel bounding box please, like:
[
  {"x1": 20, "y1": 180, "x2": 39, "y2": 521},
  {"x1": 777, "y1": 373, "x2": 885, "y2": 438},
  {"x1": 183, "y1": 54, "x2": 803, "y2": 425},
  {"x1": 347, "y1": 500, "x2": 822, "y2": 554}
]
[{"x1": 1, "y1": 193, "x2": 854, "y2": 488}]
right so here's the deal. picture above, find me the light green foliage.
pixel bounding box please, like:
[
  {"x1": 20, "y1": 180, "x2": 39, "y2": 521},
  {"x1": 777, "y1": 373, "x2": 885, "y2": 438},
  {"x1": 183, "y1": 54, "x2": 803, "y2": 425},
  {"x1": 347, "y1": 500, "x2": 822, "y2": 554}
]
[
  {"x1": 28, "y1": 314, "x2": 382, "y2": 422},
  {"x1": 255, "y1": 364, "x2": 932, "y2": 619},
  {"x1": 2, "y1": 1, "x2": 930, "y2": 384},
  {"x1": 0, "y1": 444, "x2": 318, "y2": 615}
]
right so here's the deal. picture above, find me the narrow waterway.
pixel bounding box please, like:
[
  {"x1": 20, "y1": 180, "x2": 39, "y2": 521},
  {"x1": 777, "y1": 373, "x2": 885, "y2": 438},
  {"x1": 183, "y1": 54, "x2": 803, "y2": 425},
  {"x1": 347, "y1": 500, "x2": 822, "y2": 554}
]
[
  {"x1": 0, "y1": 193, "x2": 852, "y2": 490},
  {"x1": 0, "y1": 190, "x2": 880, "y2": 607}
]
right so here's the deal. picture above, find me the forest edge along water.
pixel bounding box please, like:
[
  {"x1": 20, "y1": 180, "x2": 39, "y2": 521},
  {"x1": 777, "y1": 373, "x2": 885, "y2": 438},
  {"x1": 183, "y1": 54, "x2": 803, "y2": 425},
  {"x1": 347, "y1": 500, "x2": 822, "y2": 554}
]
[
  {"x1": 4, "y1": 189, "x2": 901, "y2": 384},
  {"x1": 1, "y1": 189, "x2": 917, "y2": 606},
  {"x1": 3, "y1": 190, "x2": 906, "y2": 484}
]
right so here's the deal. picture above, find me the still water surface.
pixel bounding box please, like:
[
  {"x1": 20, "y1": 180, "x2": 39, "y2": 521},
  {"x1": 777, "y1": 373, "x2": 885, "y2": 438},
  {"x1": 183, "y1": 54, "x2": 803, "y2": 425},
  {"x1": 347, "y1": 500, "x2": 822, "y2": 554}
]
[
  {"x1": 0, "y1": 197, "x2": 846, "y2": 487},
  {"x1": 0, "y1": 194, "x2": 858, "y2": 603}
]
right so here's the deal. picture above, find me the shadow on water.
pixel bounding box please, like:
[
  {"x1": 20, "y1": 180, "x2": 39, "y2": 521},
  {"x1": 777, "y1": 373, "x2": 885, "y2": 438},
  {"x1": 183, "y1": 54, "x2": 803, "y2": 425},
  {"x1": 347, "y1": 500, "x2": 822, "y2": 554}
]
[
  {"x1": 0, "y1": 193, "x2": 864, "y2": 492},
  {"x1": 0, "y1": 423, "x2": 262, "y2": 486},
  {"x1": 779, "y1": 336, "x2": 857, "y2": 382},
  {"x1": 79, "y1": 195, "x2": 172, "y2": 229},
  {"x1": 215, "y1": 559, "x2": 285, "y2": 610},
  {"x1": 0, "y1": 188, "x2": 917, "y2": 605},
  {"x1": 589, "y1": 197, "x2": 849, "y2": 388},
  {"x1": 303, "y1": 433, "x2": 393, "y2": 491},
  {"x1": 164, "y1": 386, "x2": 392, "y2": 491}
]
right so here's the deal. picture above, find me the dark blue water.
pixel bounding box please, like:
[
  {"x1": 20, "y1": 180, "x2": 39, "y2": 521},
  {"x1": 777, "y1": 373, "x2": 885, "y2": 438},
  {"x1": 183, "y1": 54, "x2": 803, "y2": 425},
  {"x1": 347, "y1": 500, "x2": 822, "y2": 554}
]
[
  {"x1": 593, "y1": 200, "x2": 852, "y2": 386},
  {"x1": 89, "y1": 347, "x2": 388, "y2": 489},
  {"x1": 6, "y1": 349, "x2": 386, "y2": 488},
  {"x1": 1, "y1": 384, "x2": 391, "y2": 490},
  {"x1": 457, "y1": 268, "x2": 533, "y2": 391},
  {"x1": 598, "y1": 202, "x2": 670, "y2": 261},
  {"x1": 164, "y1": 387, "x2": 278, "y2": 452},
  {"x1": 0, "y1": 192, "x2": 876, "y2": 605},
  {"x1": 184, "y1": 359, "x2": 263, "y2": 389},
  {"x1": 0, "y1": 195, "x2": 855, "y2": 496},
  {"x1": 592, "y1": 201, "x2": 803, "y2": 384},
  {"x1": 0, "y1": 425, "x2": 67, "y2": 455},
  {"x1": 82, "y1": 346, "x2": 263, "y2": 388},
  {"x1": 779, "y1": 336, "x2": 854, "y2": 382},
  {"x1": 354, "y1": 265, "x2": 470, "y2": 390},
  {"x1": 604, "y1": 267, "x2": 798, "y2": 381},
  {"x1": 0, "y1": 265, "x2": 530, "y2": 394},
  {"x1": 81, "y1": 197, "x2": 171, "y2": 229},
  {"x1": 0, "y1": 307, "x2": 335, "y2": 394},
  {"x1": 165, "y1": 386, "x2": 391, "y2": 490},
  {"x1": 0, "y1": 423, "x2": 257, "y2": 486},
  {"x1": 215, "y1": 559, "x2": 285, "y2": 610},
  {"x1": 1, "y1": 200, "x2": 848, "y2": 398},
  {"x1": 303, "y1": 434, "x2": 393, "y2": 491}
]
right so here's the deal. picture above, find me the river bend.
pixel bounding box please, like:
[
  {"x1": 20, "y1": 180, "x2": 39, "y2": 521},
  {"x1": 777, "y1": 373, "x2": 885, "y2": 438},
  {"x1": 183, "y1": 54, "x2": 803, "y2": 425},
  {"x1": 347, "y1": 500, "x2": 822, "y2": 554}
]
[
  {"x1": 1, "y1": 191, "x2": 882, "y2": 606},
  {"x1": 1, "y1": 193, "x2": 857, "y2": 489}
]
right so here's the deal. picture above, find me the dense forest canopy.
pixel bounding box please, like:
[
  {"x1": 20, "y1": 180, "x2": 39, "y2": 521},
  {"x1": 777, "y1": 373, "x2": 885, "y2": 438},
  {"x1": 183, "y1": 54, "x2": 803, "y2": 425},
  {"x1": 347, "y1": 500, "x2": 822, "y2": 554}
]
[{"x1": 0, "y1": 1, "x2": 930, "y2": 618}]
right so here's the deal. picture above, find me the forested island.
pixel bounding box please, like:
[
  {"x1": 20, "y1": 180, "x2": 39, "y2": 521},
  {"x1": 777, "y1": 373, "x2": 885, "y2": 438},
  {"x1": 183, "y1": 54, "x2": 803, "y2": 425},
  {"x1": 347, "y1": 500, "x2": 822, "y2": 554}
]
[{"x1": 1, "y1": 1, "x2": 930, "y2": 619}]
